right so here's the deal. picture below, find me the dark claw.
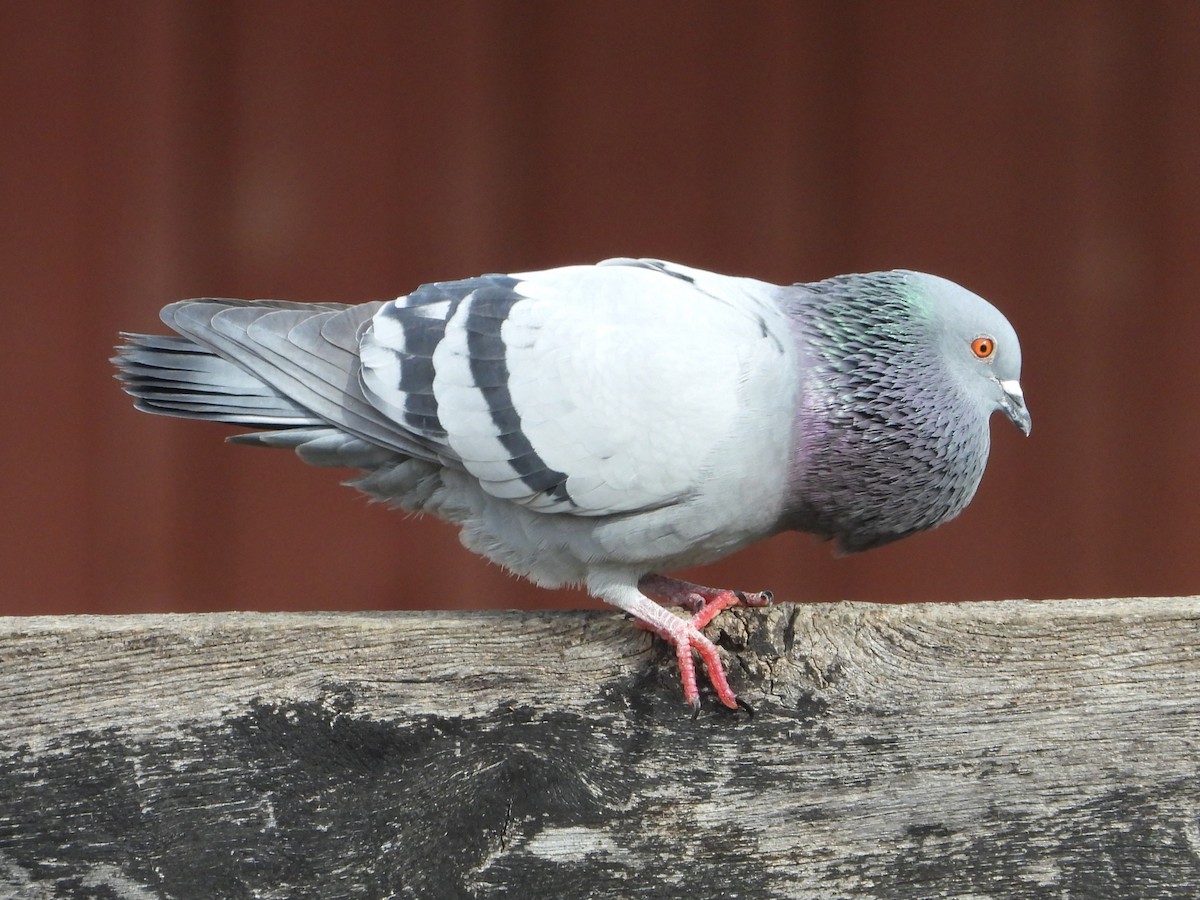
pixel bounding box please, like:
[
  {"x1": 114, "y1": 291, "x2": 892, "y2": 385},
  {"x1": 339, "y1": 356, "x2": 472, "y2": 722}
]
[
  {"x1": 691, "y1": 697, "x2": 702, "y2": 720},
  {"x1": 742, "y1": 589, "x2": 773, "y2": 607},
  {"x1": 735, "y1": 696, "x2": 756, "y2": 717}
]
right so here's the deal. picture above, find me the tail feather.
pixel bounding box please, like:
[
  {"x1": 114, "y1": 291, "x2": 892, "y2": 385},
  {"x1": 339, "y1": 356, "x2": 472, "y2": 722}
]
[
  {"x1": 113, "y1": 333, "x2": 325, "y2": 427},
  {"x1": 229, "y1": 427, "x2": 400, "y2": 469}
]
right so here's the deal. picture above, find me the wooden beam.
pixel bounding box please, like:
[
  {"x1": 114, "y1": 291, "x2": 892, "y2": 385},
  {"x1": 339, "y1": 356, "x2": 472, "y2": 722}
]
[{"x1": 1, "y1": 598, "x2": 1198, "y2": 897}]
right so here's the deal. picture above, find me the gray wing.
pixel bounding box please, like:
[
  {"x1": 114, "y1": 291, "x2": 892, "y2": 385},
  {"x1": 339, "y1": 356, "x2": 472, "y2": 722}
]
[{"x1": 359, "y1": 260, "x2": 790, "y2": 516}]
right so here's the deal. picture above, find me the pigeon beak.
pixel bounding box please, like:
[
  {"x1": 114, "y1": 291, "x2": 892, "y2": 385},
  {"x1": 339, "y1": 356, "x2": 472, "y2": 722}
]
[{"x1": 998, "y1": 378, "x2": 1031, "y2": 436}]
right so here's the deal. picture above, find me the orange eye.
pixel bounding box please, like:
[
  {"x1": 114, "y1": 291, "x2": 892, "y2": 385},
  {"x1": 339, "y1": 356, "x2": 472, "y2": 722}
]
[{"x1": 971, "y1": 336, "x2": 995, "y2": 359}]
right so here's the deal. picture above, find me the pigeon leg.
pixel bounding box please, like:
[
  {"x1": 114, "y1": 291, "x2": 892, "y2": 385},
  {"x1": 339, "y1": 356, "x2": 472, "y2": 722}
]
[{"x1": 592, "y1": 578, "x2": 742, "y2": 711}]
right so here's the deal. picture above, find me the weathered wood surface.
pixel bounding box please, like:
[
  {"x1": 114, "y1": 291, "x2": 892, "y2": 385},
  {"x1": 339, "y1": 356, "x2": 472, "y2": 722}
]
[{"x1": 1, "y1": 598, "x2": 1197, "y2": 899}]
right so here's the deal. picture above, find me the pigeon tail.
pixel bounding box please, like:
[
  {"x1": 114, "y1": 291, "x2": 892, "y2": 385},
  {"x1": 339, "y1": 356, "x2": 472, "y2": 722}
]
[{"x1": 112, "y1": 333, "x2": 323, "y2": 428}]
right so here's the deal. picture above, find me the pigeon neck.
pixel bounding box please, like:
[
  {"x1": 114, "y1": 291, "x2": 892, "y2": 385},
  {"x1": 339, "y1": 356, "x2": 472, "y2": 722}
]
[{"x1": 778, "y1": 277, "x2": 992, "y2": 552}]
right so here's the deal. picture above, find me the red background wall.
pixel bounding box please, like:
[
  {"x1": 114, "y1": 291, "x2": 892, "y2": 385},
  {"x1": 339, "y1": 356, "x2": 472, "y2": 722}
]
[{"x1": 2, "y1": 2, "x2": 1197, "y2": 615}]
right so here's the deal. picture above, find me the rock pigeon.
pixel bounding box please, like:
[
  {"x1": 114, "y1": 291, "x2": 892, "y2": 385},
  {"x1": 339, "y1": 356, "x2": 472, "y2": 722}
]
[{"x1": 113, "y1": 258, "x2": 1030, "y2": 711}]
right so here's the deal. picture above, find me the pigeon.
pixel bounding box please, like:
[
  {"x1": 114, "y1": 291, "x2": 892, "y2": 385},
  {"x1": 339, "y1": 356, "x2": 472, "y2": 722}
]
[{"x1": 113, "y1": 258, "x2": 1030, "y2": 711}]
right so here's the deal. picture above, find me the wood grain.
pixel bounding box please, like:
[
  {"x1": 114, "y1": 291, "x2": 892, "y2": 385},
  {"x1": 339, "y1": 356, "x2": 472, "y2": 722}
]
[{"x1": 1, "y1": 598, "x2": 1197, "y2": 898}]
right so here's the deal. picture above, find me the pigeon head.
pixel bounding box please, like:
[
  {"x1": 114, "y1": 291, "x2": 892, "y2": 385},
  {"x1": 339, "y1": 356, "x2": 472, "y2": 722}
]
[{"x1": 913, "y1": 272, "x2": 1031, "y2": 437}]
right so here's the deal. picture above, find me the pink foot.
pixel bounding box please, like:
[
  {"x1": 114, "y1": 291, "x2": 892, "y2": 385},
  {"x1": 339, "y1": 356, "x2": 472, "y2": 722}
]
[
  {"x1": 640, "y1": 613, "x2": 736, "y2": 710},
  {"x1": 636, "y1": 574, "x2": 774, "y2": 711}
]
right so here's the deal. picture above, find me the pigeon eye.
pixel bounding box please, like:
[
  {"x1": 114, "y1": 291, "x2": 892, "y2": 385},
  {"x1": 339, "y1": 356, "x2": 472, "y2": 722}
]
[{"x1": 971, "y1": 336, "x2": 995, "y2": 359}]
